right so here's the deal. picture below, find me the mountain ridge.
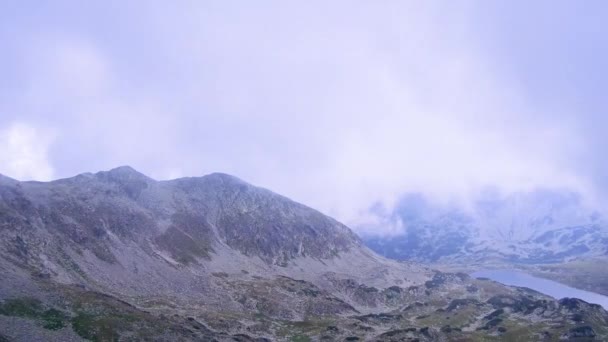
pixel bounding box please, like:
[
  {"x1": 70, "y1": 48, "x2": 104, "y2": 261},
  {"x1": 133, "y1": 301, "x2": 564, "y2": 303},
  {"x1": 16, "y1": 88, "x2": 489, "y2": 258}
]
[
  {"x1": 363, "y1": 190, "x2": 608, "y2": 264},
  {"x1": 1, "y1": 167, "x2": 608, "y2": 341}
]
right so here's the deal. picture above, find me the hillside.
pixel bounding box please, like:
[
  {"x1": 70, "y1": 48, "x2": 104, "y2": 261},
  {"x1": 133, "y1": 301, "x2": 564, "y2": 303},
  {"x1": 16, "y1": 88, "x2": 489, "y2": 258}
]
[{"x1": 1, "y1": 168, "x2": 607, "y2": 341}]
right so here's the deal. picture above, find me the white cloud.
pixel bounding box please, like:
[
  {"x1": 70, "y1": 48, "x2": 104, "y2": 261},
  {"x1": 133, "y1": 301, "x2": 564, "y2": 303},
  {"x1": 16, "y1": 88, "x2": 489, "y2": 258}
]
[
  {"x1": 0, "y1": 123, "x2": 55, "y2": 181},
  {"x1": 0, "y1": 1, "x2": 601, "y2": 235}
]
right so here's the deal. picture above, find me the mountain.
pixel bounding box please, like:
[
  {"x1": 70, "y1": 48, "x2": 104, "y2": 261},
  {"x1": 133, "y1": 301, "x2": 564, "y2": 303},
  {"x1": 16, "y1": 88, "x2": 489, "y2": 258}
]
[
  {"x1": 364, "y1": 190, "x2": 608, "y2": 264},
  {"x1": 1, "y1": 167, "x2": 608, "y2": 341}
]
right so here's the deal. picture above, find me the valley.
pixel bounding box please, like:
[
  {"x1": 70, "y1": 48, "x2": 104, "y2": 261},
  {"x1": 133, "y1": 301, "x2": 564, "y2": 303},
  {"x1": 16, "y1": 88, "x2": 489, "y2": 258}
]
[{"x1": 1, "y1": 167, "x2": 607, "y2": 341}]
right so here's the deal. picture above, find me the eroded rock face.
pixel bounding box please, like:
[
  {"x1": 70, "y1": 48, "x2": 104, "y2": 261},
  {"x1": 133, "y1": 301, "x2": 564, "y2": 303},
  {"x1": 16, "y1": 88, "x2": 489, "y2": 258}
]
[
  {"x1": 1, "y1": 167, "x2": 608, "y2": 341},
  {"x1": 182, "y1": 173, "x2": 360, "y2": 264},
  {"x1": 0, "y1": 167, "x2": 360, "y2": 270}
]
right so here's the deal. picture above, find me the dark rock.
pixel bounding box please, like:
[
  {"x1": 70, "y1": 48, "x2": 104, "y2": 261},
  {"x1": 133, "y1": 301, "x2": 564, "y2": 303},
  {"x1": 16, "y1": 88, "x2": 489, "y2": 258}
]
[{"x1": 565, "y1": 326, "x2": 596, "y2": 338}]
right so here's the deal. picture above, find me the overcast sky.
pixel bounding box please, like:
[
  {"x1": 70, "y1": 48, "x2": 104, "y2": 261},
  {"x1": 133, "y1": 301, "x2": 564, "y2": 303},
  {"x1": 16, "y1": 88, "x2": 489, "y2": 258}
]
[{"x1": 1, "y1": 1, "x2": 607, "y2": 233}]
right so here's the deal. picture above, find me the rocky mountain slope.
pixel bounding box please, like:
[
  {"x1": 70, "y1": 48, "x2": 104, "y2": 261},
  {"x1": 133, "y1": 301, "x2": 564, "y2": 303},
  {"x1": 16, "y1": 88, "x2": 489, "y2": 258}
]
[
  {"x1": 364, "y1": 191, "x2": 608, "y2": 264},
  {"x1": 1, "y1": 167, "x2": 607, "y2": 341}
]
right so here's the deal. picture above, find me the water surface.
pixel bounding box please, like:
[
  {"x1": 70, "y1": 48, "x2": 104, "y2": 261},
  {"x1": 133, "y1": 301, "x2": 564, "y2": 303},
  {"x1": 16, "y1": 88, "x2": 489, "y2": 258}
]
[{"x1": 471, "y1": 269, "x2": 608, "y2": 309}]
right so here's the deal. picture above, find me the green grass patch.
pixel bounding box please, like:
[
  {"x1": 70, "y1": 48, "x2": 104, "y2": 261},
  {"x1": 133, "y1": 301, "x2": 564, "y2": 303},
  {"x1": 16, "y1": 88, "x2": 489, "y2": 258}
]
[
  {"x1": 40, "y1": 308, "x2": 69, "y2": 330},
  {"x1": 276, "y1": 319, "x2": 335, "y2": 340},
  {"x1": 71, "y1": 312, "x2": 140, "y2": 341},
  {"x1": 0, "y1": 297, "x2": 42, "y2": 317},
  {"x1": 0, "y1": 297, "x2": 68, "y2": 331},
  {"x1": 290, "y1": 335, "x2": 311, "y2": 342}
]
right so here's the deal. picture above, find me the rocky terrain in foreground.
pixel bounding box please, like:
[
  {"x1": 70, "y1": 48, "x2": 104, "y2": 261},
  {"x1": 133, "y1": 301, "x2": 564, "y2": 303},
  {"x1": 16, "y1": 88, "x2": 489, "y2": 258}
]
[{"x1": 1, "y1": 167, "x2": 607, "y2": 341}]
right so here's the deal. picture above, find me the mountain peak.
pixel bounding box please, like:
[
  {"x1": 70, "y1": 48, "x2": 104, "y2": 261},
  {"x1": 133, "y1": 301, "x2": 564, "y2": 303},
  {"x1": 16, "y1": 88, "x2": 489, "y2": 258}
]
[
  {"x1": 96, "y1": 165, "x2": 153, "y2": 183},
  {"x1": 2, "y1": 167, "x2": 607, "y2": 341},
  {"x1": 203, "y1": 172, "x2": 245, "y2": 183},
  {"x1": 108, "y1": 165, "x2": 146, "y2": 176},
  {"x1": 5, "y1": 166, "x2": 360, "y2": 265}
]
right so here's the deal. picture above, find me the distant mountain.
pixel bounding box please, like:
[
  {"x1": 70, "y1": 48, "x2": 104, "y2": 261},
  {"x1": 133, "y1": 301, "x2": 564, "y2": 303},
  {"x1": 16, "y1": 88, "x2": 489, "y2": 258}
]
[
  {"x1": 363, "y1": 190, "x2": 608, "y2": 264},
  {"x1": 1, "y1": 168, "x2": 607, "y2": 341}
]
